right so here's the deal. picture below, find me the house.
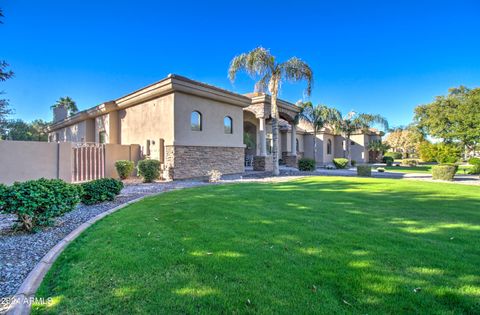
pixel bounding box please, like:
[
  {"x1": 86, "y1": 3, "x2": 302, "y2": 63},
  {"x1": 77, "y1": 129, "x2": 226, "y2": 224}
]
[{"x1": 48, "y1": 74, "x2": 383, "y2": 180}]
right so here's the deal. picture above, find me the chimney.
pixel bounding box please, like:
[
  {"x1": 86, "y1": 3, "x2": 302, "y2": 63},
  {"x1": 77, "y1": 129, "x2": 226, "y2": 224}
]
[{"x1": 53, "y1": 106, "x2": 68, "y2": 123}]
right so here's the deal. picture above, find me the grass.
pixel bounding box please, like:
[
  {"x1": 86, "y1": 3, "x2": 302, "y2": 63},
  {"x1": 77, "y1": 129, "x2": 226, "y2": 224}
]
[
  {"x1": 378, "y1": 165, "x2": 473, "y2": 174},
  {"x1": 33, "y1": 177, "x2": 480, "y2": 314}
]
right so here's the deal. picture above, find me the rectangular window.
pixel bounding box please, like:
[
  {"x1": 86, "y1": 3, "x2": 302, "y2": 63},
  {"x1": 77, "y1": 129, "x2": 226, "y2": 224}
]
[{"x1": 99, "y1": 131, "x2": 106, "y2": 144}]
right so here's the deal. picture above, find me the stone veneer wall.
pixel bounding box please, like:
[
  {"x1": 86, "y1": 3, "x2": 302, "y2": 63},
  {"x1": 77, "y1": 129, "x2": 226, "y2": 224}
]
[{"x1": 164, "y1": 145, "x2": 244, "y2": 180}]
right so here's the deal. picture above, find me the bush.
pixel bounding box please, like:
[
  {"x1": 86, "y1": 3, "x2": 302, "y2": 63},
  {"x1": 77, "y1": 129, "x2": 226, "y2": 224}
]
[
  {"x1": 382, "y1": 156, "x2": 394, "y2": 166},
  {"x1": 81, "y1": 178, "x2": 123, "y2": 205},
  {"x1": 298, "y1": 158, "x2": 316, "y2": 171},
  {"x1": 467, "y1": 164, "x2": 480, "y2": 175},
  {"x1": 115, "y1": 160, "x2": 135, "y2": 180},
  {"x1": 333, "y1": 158, "x2": 349, "y2": 169},
  {"x1": 0, "y1": 178, "x2": 81, "y2": 232},
  {"x1": 468, "y1": 157, "x2": 480, "y2": 166},
  {"x1": 0, "y1": 183, "x2": 8, "y2": 212},
  {"x1": 401, "y1": 159, "x2": 418, "y2": 167},
  {"x1": 357, "y1": 164, "x2": 372, "y2": 177},
  {"x1": 384, "y1": 152, "x2": 402, "y2": 160},
  {"x1": 377, "y1": 167, "x2": 385, "y2": 173},
  {"x1": 138, "y1": 159, "x2": 161, "y2": 183},
  {"x1": 432, "y1": 164, "x2": 458, "y2": 181},
  {"x1": 420, "y1": 142, "x2": 461, "y2": 163},
  {"x1": 351, "y1": 160, "x2": 357, "y2": 167}
]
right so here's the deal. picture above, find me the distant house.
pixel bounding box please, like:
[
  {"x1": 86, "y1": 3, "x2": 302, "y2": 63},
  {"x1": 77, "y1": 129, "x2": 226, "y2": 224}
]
[{"x1": 48, "y1": 74, "x2": 383, "y2": 180}]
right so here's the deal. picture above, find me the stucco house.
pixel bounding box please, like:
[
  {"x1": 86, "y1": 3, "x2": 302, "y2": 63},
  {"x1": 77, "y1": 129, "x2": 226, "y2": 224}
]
[{"x1": 48, "y1": 74, "x2": 383, "y2": 180}]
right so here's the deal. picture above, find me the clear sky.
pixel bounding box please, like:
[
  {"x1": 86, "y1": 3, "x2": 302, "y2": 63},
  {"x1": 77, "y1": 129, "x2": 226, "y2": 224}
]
[{"x1": 1, "y1": 0, "x2": 480, "y2": 127}]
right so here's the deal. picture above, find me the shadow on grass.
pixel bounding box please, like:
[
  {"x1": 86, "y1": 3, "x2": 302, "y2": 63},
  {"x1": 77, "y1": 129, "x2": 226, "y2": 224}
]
[{"x1": 33, "y1": 177, "x2": 480, "y2": 314}]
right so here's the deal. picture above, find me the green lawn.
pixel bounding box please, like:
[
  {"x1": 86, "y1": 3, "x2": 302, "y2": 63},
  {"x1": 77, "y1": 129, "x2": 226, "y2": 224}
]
[
  {"x1": 33, "y1": 177, "x2": 480, "y2": 314},
  {"x1": 378, "y1": 165, "x2": 473, "y2": 174}
]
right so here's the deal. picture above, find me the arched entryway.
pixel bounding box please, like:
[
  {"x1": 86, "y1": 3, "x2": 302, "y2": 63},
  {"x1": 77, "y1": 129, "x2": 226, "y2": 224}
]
[{"x1": 243, "y1": 121, "x2": 257, "y2": 158}]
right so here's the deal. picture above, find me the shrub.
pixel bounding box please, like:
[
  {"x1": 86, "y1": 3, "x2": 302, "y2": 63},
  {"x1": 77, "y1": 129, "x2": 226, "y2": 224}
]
[
  {"x1": 384, "y1": 152, "x2": 402, "y2": 160},
  {"x1": 81, "y1": 178, "x2": 123, "y2": 205},
  {"x1": 298, "y1": 158, "x2": 316, "y2": 171},
  {"x1": 468, "y1": 157, "x2": 480, "y2": 166},
  {"x1": 420, "y1": 142, "x2": 461, "y2": 163},
  {"x1": 115, "y1": 160, "x2": 135, "y2": 180},
  {"x1": 0, "y1": 178, "x2": 81, "y2": 232},
  {"x1": 351, "y1": 160, "x2": 357, "y2": 167},
  {"x1": 401, "y1": 159, "x2": 418, "y2": 167},
  {"x1": 333, "y1": 158, "x2": 349, "y2": 169},
  {"x1": 207, "y1": 170, "x2": 222, "y2": 182},
  {"x1": 0, "y1": 183, "x2": 8, "y2": 211},
  {"x1": 357, "y1": 164, "x2": 372, "y2": 177},
  {"x1": 377, "y1": 167, "x2": 385, "y2": 173},
  {"x1": 467, "y1": 164, "x2": 480, "y2": 175},
  {"x1": 382, "y1": 156, "x2": 394, "y2": 166},
  {"x1": 432, "y1": 164, "x2": 458, "y2": 181},
  {"x1": 138, "y1": 159, "x2": 161, "y2": 183}
]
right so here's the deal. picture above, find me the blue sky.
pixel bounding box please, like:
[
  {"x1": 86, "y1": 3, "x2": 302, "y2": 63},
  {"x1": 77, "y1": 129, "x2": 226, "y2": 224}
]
[{"x1": 2, "y1": 0, "x2": 480, "y2": 127}]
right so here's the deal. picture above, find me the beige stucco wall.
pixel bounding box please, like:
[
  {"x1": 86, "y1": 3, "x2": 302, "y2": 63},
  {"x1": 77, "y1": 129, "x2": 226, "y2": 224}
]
[
  {"x1": 118, "y1": 93, "x2": 175, "y2": 160},
  {"x1": 350, "y1": 134, "x2": 368, "y2": 163},
  {"x1": 173, "y1": 92, "x2": 244, "y2": 148},
  {"x1": 322, "y1": 133, "x2": 335, "y2": 163},
  {"x1": 0, "y1": 141, "x2": 73, "y2": 185},
  {"x1": 104, "y1": 144, "x2": 141, "y2": 178}
]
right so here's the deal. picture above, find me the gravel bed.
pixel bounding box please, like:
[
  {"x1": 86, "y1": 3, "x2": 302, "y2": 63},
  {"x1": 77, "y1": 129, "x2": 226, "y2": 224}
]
[{"x1": 0, "y1": 180, "x2": 206, "y2": 313}]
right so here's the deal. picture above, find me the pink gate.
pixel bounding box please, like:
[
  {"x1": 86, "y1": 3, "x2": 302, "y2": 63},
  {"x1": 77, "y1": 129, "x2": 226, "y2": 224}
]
[{"x1": 72, "y1": 143, "x2": 105, "y2": 183}]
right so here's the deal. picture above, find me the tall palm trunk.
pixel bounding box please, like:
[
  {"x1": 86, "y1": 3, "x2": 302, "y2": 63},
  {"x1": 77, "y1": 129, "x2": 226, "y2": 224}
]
[
  {"x1": 269, "y1": 78, "x2": 280, "y2": 175},
  {"x1": 313, "y1": 130, "x2": 317, "y2": 164}
]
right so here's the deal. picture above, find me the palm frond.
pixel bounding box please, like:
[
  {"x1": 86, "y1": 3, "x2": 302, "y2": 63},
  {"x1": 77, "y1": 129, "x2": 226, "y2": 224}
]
[
  {"x1": 228, "y1": 47, "x2": 274, "y2": 83},
  {"x1": 280, "y1": 57, "x2": 313, "y2": 96}
]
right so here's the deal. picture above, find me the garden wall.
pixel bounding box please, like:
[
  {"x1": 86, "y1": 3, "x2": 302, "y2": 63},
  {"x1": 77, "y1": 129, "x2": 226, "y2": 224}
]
[{"x1": 0, "y1": 141, "x2": 140, "y2": 185}]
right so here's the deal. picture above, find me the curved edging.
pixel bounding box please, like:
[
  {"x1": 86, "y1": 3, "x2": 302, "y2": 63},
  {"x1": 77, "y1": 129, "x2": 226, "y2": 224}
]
[{"x1": 6, "y1": 195, "x2": 151, "y2": 315}]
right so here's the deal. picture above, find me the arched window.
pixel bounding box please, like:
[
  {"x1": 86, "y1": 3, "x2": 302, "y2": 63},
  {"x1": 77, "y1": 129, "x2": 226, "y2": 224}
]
[
  {"x1": 327, "y1": 139, "x2": 332, "y2": 155},
  {"x1": 191, "y1": 111, "x2": 202, "y2": 131},
  {"x1": 224, "y1": 116, "x2": 233, "y2": 134}
]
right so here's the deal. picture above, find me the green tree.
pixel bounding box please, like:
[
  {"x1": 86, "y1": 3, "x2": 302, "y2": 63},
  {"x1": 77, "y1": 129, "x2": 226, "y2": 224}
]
[
  {"x1": 384, "y1": 125, "x2": 425, "y2": 158},
  {"x1": 51, "y1": 96, "x2": 78, "y2": 116},
  {"x1": 0, "y1": 9, "x2": 14, "y2": 137},
  {"x1": 229, "y1": 47, "x2": 313, "y2": 175},
  {"x1": 4, "y1": 119, "x2": 49, "y2": 141},
  {"x1": 335, "y1": 111, "x2": 389, "y2": 166},
  {"x1": 414, "y1": 86, "x2": 480, "y2": 157},
  {"x1": 297, "y1": 101, "x2": 340, "y2": 163},
  {"x1": 368, "y1": 140, "x2": 390, "y2": 155}
]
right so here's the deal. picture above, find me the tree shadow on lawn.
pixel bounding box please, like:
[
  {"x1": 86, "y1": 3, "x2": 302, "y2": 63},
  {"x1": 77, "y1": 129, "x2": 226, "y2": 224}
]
[{"x1": 33, "y1": 177, "x2": 480, "y2": 314}]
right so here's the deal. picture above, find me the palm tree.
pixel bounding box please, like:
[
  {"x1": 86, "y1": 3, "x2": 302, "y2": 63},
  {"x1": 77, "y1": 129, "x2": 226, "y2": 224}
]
[
  {"x1": 335, "y1": 111, "x2": 389, "y2": 166},
  {"x1": 297, "y1": 101, "x2": 340, "y2": 163},
  {"x1": 51, "y1": 96, "x2": 78, "y2": 116},
  {"x1": 228, "y1": 47, "x2": 313, "y2": 175}
]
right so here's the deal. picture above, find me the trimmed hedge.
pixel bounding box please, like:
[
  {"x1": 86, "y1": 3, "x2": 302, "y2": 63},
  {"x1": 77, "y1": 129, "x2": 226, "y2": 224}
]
[
  {"x1": 138, "y1": 159, "x2": 161, "y2": 183},
  {"x1": 467, "y1": 164, "x2": 480, "y2": 175},
  {"x1": 357, "y1": 164, "x2": 372, "y2": 177},
  {"x1": 382, "y1": 156, "x2": 394, "y2": 166},
  {"x1": 468, "y1": 157, "x2": 480, "y2": 166},
  {"x1": 432, "y1": 164, "x2": 458, "y2": 181},
  {"x1": 0, "y1": 178, "x2": 82, "y2": 232},
  {"x1": 384, "y1": 152, "x2": 402, "y2": 160},
  {"x1": 115, "y1": 160, "x2": 135, "y2": 179},
  {"x1": 333, "y1": 158, "x2": 349, "y2": 169},
  {"x1": 298, "y1": 158, "x2": 316, "y2": 171},
  {"x1": 81, "y1": 178, "x2": 124, "y2": 205},
  {"x1": 401, "y1": 159, "x2": 418, "y2": 167}
]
